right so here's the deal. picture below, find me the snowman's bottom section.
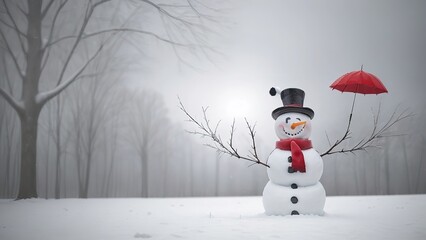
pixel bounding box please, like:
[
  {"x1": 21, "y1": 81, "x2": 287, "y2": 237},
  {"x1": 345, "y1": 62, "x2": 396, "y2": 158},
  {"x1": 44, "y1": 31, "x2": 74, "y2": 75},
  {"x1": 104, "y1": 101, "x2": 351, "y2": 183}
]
[{"x1": 262, "y1": 181, "x2": 326, "y2": 216}]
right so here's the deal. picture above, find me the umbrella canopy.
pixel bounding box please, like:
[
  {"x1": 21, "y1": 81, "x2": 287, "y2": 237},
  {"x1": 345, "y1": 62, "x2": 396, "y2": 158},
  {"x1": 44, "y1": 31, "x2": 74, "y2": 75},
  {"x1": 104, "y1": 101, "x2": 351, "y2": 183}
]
[
  {"x1": 330, "y1": 69, "x2": 388, "y2": 94},
  {"x1": 329, "y1": 67, "x2": 389, "y2": 130}
]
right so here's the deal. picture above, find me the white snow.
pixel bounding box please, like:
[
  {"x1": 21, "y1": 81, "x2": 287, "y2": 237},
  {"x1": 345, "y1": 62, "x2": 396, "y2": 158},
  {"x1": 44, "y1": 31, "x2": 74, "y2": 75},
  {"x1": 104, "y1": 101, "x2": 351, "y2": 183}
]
[{"x1": 1, "y1": 195, "x2": 425, "y2": 240}]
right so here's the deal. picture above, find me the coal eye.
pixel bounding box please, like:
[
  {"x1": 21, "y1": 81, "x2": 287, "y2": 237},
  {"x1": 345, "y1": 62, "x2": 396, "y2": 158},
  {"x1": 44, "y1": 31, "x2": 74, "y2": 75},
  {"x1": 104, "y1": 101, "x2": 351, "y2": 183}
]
[
  {"x1": 285, "y1": 117, "x2": 291, "y2": 123},
  {"x1": 296, "y1": 118, "x2": 301, "y2": 121}
]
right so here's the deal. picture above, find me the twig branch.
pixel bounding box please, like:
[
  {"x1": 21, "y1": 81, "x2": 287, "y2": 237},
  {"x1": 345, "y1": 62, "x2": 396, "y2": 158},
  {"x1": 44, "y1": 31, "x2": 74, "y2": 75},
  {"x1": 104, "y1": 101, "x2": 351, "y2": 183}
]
[
  {"x1": 2, "y1": 0, "x2": 27, "y2": 55},
  {"x1": 0, "y1": 18, "x2": 26, "y2": 37},
  {"x1": 320, "y1": 111, "x2": 353, "y2": 157},
  {"x1": 40, "y1": 0, "x2": 69, "y2": 73},
  {"x1": 245, "y1": 118, "x2": 260, "y2": 161},
  {"x1": 45, "y1": 28, "x2": 203, "y2": 49},
  {"x1": 41, "y1": 0, "x2": 55, "y2": 19},
  {"x1": 321, "y1": 104, "x2": 413, "y2": 157},
  {"x1": 179, "y1": 98, "x2": 269, "y2": 168},
  {"x1": 0, "y1": 86, "x2": 24, "y2": 114},
  {"x1": 140, "y1": 0, "x2": 205, "y2": 28},
  {"x1": 36, "y1": 42, "x2": 105, "y2": 106},
  {"x1": 53, "y1": 0, "x2": 109, "y2": 87},
  {"x1": 0, "y1": 28, "x2": 25, "y2": 80}
]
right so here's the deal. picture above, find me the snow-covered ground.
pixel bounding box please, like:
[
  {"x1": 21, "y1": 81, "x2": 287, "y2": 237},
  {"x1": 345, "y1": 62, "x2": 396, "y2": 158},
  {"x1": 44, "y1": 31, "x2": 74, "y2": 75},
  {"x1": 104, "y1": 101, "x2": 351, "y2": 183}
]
[{"x1": 1, "y1": 195, "x2": 425, "y2": 240}]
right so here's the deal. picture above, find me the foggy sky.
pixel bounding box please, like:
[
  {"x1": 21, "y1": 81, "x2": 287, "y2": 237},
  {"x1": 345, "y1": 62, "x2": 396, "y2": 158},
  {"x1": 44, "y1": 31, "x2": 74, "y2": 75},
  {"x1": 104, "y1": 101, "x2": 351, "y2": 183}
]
[{"x1": 126, "y1": 0, "x2": 426, "y2": 152}]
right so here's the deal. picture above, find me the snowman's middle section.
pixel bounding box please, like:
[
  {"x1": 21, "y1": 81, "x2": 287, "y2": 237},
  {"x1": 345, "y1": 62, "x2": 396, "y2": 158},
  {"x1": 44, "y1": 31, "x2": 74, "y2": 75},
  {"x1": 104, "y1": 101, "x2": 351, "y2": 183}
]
[{"x1": 267, "y1": 148, "x2": 323, "y2": 187}]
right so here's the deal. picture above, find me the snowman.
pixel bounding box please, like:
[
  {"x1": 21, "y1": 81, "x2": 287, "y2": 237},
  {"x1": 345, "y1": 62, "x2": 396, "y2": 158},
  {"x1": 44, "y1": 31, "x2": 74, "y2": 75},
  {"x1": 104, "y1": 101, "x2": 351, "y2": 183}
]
[{"x1": 263, "y1": 88, "x2": 326, "y2": 215}]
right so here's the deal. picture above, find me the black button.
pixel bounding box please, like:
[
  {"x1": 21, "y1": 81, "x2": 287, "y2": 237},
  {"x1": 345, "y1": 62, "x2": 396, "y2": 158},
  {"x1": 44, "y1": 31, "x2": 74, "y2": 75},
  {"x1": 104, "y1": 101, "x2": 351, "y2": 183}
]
[
  {"x1": 291, "y1": 210, "x2": 299, "y2": 215},
  {"x1": 288, "y1": 156, "x2": 292, "y2": 163},
  {"x1": 291, "y1": 183, "x2": 298, "y2": 189},
  {"x1": 288, "y1": 167, "x2": 294, "y2": 173},
  {"x1": 291, "y1": 196, "x2": 298, "y2": 204}
]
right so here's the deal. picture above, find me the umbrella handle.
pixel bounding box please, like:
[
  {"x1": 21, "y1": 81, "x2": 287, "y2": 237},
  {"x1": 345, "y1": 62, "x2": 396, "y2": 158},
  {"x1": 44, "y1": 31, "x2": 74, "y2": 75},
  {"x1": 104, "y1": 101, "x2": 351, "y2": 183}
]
[{"x1": 348, "y1": 93, "x2": 357, "y2": 127}]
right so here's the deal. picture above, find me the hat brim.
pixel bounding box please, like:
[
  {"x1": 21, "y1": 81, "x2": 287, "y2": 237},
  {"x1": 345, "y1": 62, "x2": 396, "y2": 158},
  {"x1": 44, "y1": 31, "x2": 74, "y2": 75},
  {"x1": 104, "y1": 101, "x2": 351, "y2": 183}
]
[{"x1": 272, "y1": 106, "x2": 315, "y2": 120}]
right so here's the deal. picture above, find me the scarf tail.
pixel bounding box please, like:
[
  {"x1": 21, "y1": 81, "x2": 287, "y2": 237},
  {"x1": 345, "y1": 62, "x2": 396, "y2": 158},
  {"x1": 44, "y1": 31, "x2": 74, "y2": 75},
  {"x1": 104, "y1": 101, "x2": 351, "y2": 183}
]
[{"x1": 276, "y1": 138, "x2": 312, "y2": 173}]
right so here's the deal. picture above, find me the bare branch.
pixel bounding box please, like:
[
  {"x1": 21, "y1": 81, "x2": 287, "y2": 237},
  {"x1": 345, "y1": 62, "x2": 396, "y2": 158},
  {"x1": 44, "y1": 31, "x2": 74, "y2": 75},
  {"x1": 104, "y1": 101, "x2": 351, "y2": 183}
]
[
  {"x1": 320, "y1": 116, "x2": 352, "y2": 156},
  {"x1": 40, "y1": 0, "x2": 69, "y2": 73},
  {"x1": 157, "y1": 3, "x2": 191, "y2": 8},
  {"x1": 1, "y1": 52, "x2": 14, "y2": 94},
  {"x1": 36, "y1": 43, "x2": 105, "y2": 106},
  {"x1": 325, "y1": 131, "x2": 332, "y2": 146},
  {"x1": 0, "y1": 28, "x2": 25, "y2": 79},
  {"x1": 140, "y1": 0, "x2": 204, "y2": 28},
  {"x1": 44, "y1": 0, "x2": 69, "y2": 46},
  {"x1": 185, "y1": 0, "x2": 221, "y2": 23},
  {"x1": 41, "y1": 0, "x2": 55, "y2": 19},
  {"x1": 0, "y1": 86, "x2": 24, "y2": 114},
  {"x1": 0, "y1": 18, "x2": 26, "y2": 37},
  {"x1": 2, "y1": 0, "x2": 27, "y2": 55},
  {"x1": 141, "y1": 0, "x2": 220, "y2": 70},
  {"x1": 245, "y1": 118, "x2": 260, "y2": 161},
  {"x1": 45, "y1": 28, "x2": 203, "y2": 49},
  {"x1": 15, "y1": 3, "x2": 27, "y2": 17},
  {"x1": 191, "y1": 0, "x2": 224, "y2": 13},
  {"x1": 54, "y1": 0, "x2": 110, "y2": 87},
  {"x1": 179, "y1": 98, "x2": 269, "y2": 168},
  {"x1": 228, "y1": 119, "x2": 237, "y2": 153},
  {"x1": 158, "y1": 13, "x2": 204, "y2": 71},
  {"x1": 321, "y1": 104, "x2": 413, "y2": 157}
]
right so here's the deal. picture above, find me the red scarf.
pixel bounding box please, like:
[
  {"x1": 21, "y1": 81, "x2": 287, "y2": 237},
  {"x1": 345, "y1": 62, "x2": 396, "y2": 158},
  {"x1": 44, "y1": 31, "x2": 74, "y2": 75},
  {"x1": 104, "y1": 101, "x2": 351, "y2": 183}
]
[{"x1": 276, "y1": 139, "x2": 313, "y2": 173}]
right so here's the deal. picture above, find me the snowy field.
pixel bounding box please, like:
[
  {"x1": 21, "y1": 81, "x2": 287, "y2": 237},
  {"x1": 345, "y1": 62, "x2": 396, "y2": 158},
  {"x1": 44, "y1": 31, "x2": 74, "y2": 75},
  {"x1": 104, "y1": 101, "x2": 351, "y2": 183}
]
[{"x1": 1, "y1": 195, "x2": 425, "y2": 240}]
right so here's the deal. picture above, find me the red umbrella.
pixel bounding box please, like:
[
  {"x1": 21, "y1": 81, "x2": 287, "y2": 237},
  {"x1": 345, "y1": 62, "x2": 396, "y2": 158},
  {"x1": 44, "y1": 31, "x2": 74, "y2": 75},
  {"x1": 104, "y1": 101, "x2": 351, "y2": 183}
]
[
  {"x1": 330, "y1": 66, "x2": 388, "y2": 94},
  {"x1": 330, "y1": 66, "x2": 388, "y2": 122}
]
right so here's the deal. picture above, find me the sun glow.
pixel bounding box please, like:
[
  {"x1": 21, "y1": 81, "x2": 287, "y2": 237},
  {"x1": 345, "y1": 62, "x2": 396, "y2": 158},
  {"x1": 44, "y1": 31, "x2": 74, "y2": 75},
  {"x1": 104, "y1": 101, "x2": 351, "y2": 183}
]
[{"x1": 226, "y1": 98, "x2": 250, "y2": 118}]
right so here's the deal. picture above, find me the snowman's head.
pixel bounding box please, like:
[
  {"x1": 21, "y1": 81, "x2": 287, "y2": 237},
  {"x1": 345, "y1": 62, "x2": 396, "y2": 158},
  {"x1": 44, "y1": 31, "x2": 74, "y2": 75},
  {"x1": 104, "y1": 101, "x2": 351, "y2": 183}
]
[{"x1": 274, "y1": 112, "x2": 312, "y2": 139}]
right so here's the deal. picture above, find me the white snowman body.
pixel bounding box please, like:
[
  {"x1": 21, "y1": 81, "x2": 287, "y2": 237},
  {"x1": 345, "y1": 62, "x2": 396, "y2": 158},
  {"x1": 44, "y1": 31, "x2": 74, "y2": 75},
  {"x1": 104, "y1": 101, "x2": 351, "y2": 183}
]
[
  {"x1": 263, "y1": 181, "x2": 325, "y2": 215},
  {"x1": 267, "y1": 148, "x2": 323, "y2": 186},
  {"x1": 263, "y1": 112, "x2": 326, "y2": 216}
]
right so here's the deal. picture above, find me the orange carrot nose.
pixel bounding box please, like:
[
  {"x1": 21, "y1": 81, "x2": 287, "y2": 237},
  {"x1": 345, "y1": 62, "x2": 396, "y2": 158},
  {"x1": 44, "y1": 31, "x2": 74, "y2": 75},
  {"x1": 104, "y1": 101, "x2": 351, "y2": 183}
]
[{"x1": 291, "y1": 121, "x2": 306, "y2": 129}]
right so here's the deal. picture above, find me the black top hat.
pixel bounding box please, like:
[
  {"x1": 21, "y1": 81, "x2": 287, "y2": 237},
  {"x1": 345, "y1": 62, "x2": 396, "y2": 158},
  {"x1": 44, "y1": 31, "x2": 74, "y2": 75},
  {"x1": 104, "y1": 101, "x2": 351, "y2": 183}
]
[{"x1": 270, "y1": 88, "x2": 315, "y2": 120}]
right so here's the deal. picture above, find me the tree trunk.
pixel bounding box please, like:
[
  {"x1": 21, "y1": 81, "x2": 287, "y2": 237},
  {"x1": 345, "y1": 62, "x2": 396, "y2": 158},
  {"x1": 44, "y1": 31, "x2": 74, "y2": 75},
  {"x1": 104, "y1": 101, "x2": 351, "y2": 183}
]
[
  {"x1": 45, "y1": 117, "x2": 51, "y2": 198},
  {"x1": 4, "y1": 113, "x2": 17, "y2": 197},
  {"x1": 81, "y1": 151, "x2": 93, "y2": 198},
  {"x1": 55, "y1": 98, "x2": 62, "y2": 199},
  {"x1": 162, "y1": 143, "x2": 170, "y2": 197},
  {"x1": 416, "y1": 137, "x2": 425, "y2": 193},
  {"x1": 333, "y1": 158, "x2": 339, "y2": 195},
  {"x1": 16, "y1": 0, "x2": 43, "y2": 199},
  {"x1": 17, "y1": 113, "x2": 40, "y2": 199},
  {"x1": 401, "y1": 138, "x2": 411, "y2": 193},
  {"x1": 141, "y1": 147, "x2": 148, "y2": 198},
  {"x1": 54, "y1": 148, "x2": 61, "y2": 199},
  {"x1": 384, "y1": 138, "x2": 391, "y2": 194},
  {"x1": 215, "y1": 151, "x2": 220, "y2": 196}
]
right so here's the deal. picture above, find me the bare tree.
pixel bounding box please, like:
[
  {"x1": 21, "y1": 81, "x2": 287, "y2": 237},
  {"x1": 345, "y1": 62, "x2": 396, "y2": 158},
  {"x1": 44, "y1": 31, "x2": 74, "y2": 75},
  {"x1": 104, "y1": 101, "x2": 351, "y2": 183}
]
[
  {"x1": 128, "y1": 90, "x2": 169, "y2": 197},
  {"x1": 67, "y1": 67, "x2": 125, "y2": 198},
  {"x1": 0, "y1": 44, "x2": 20, "y2": 198},
  {"x1": 53, "y1": 95, "x2": 68, "y2": 199},
  {"x1": 0, "y1": 99, "x2": 19, "y2": 197},
  {"x1": 0, "y1": 0, "x2": 220, "y2": 199},
  {"x1": 415, "y1": 136, "x2": 425, "y2": 192},
  {"x1": 38, "y1": 92, "x2": 72, "y2": 198},
  {"x1": 102, "y1": 102, "x2": 122, "y2": 197}
]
